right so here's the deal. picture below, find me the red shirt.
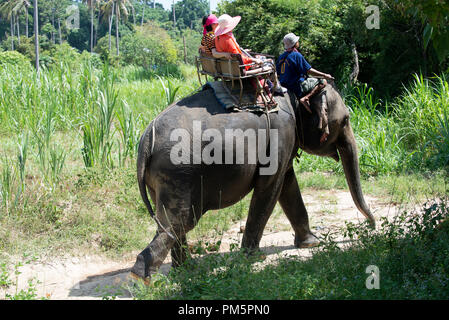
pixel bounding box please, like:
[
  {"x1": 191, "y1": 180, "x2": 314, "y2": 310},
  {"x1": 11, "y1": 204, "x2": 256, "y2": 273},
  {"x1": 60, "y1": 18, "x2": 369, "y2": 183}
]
[{"x1": 215, "y1": 34, "x2": 252, "y2": 69}]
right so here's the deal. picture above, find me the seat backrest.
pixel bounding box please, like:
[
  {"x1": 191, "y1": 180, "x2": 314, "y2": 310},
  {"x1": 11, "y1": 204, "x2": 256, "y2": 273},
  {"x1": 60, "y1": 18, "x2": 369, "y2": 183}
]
[
  {"x1": 218, "y1": 54, "x2": 245, "y2": 78},
  {"x1": 199, "y1": 53, "x2": 220, "y2": 76}
]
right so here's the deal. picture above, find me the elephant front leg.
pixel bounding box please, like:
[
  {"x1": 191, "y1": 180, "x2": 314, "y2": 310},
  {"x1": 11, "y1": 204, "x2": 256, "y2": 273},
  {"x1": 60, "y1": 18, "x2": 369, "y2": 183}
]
[
  {"x1": 278, "y1": 167, "x2": 319, "y2": 248},
  {"x1": 241, "y1": 182, "x2": 283, "y2": 252}
]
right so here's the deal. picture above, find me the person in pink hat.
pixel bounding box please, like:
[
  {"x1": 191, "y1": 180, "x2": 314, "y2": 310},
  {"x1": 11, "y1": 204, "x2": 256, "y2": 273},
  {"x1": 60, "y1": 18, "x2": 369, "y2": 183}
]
[
  {"x1": 199, "y1": 14, "x2": 218, "y2": 55},
  {"x1": 214, "y1": 14, "x2": 283, "y2": 104},
  {"x1": 199, "y1": 14, "x2": 233, "y2": 59},
  {"x1": 214, "y1": 14, "x2": 263, "y2": 69}
]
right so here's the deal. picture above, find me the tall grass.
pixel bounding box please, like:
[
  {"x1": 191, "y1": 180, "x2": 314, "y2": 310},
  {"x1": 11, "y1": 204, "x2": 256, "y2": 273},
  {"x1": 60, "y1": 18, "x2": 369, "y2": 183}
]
[
  {"x1": 81, "y1": 65, "x2": 118, "y2": 168},
  {"x1": 296, "y1": 74, "x2": 449, "y2": 176},
  {"x1": 116, "y1": 101, "x2": 141, "y2": 167},
  {"x1": 394, "y1": 74, "x2": 449, "y2": 170},
  {"x1": 347, "y1": 84, "x2": 404, "y2": 175}
]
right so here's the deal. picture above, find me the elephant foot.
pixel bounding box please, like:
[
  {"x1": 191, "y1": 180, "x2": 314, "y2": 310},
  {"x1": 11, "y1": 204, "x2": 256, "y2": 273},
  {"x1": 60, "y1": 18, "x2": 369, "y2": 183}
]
[
  {"x1": 243, "y1": 248, "x2": 267, "y2": 262},
  {"x1": 129, "y1": 271, "x2": 151, "y2": 286},
  {"x1": 130, "y1": 248, "x2": 153, "y2": 285},
  {"x1": 294, "y1": 232, "x2": 320, "y2": 248}
]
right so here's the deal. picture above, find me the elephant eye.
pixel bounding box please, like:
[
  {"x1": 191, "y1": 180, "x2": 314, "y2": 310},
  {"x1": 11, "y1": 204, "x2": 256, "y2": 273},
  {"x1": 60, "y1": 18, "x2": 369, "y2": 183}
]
[{"x1": 342, "y1": 115, "x2": 349, "y2": 127}]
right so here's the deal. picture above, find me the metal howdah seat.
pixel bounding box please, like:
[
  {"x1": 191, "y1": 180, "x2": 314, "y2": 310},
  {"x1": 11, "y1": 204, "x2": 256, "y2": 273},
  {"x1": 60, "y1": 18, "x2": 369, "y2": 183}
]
[{"x1": 195, "y1": 53, "x2": 276, "y2": 109}]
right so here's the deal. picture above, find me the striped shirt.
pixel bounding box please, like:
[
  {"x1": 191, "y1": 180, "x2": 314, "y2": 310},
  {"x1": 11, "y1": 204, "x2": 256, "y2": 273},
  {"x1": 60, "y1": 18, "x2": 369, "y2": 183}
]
[{"x1": 201, "y1": 31, "x2": 216, "y2": 55}]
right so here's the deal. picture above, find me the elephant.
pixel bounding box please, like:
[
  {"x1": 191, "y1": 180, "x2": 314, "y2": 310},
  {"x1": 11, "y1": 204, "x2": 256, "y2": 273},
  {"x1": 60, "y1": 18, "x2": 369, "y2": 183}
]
[{"x1": 130, "y1": 81, "x2": 375, "y2": 282}]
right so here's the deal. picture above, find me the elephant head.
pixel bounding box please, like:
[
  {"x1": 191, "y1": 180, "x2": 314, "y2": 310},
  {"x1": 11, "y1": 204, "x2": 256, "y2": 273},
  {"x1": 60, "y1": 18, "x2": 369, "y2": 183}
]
[{"x1": 291, "y1": 82, "x2": 376, "y2": 227}]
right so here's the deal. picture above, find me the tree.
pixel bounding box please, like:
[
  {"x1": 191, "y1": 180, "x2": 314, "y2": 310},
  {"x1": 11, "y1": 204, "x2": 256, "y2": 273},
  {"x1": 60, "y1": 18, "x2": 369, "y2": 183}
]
[
  {"x1": 0, "y1": 0, "x2": 30, "y2": 48},
  {"x1": 11, "y1": 0, "x2": 30, "y2": 40},
  {"x1": 33, "y1": 0, "x2": 38, "y2": 73},
  {"x1": 83, "y1": 0, "x2": 98, "y2": 52},
  {"x1": 218, "y1": 0, "x2": 446, "y2": 97},
  {"x1": 100, "y1": 0, "x2": 115, "y2": 52},
  {"x1": 105, "y1": 0, "x2": 133, "y2": 55},
  {"x1": 170, "y1": 0, "x2": 208, "y2": 31}
]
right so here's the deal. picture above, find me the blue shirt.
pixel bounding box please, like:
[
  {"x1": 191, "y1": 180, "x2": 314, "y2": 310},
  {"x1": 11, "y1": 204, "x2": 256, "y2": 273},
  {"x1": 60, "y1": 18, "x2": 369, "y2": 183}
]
[{"x1": 276, "y1": 50, "x2": 312, "y2": 97}]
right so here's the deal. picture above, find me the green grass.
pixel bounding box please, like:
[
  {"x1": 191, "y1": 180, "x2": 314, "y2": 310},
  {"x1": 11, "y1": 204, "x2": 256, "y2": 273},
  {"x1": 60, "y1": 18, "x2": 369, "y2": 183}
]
[
  {"x1": 0, "y1": 58, "x2": 448, "y2": 300},
  {"x1": 0, "y1": 61, "x2": 202, "y2": 260},
  {"x1": 131, "y1": 199, "x2": 449, "y2": 300}
]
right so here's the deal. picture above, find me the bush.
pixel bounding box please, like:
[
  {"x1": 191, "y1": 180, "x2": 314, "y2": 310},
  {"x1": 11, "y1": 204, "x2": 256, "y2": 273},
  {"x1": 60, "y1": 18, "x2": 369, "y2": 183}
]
[
  {"x1": 0, "y1": 51, "x2": 31, "y2": 70},
  {"x1": 95, "y1": 35, "x2": 115, "y2": 59},
  {"x1": 173, "y1": 28, "x2": 202, "y2": 65},
  {"x1": 120, "y1": 23, "x2": 177, "y2": 70},
  {"x1": 79, "y1": 51, "x2": 104, "y2": 69},
  {"x1": 49, "y1": 42, "x2": 81, "y2": 66}
]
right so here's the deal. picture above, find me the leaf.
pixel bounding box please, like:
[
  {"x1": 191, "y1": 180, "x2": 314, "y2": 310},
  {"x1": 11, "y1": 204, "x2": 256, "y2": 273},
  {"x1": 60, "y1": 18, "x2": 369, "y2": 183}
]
[
  {"x1": 423, "y1": 24, "x2": 433, "y2": 50},
  {"x1": 432, "y1": 30, "x2": 449, "y2": 63}
]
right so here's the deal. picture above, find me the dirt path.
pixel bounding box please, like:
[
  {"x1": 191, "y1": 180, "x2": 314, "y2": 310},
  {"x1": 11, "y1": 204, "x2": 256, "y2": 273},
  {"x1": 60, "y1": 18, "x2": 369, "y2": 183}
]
[{"x1": 1, "y1": 190, "x2": 408, "y2": 300}]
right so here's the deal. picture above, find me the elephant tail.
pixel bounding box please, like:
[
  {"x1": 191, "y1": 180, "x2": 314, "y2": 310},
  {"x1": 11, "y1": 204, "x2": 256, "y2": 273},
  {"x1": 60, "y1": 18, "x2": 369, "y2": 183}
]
[{"x1": 137, "y1": 123, "x2": 156, "y2": 218}]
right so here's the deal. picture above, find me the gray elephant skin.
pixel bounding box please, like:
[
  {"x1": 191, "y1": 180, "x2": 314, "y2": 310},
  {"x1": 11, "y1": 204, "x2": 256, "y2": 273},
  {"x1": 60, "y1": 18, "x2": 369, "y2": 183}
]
[{"x1": 130, "y1": 82, "x2": 375, "y2": 282}]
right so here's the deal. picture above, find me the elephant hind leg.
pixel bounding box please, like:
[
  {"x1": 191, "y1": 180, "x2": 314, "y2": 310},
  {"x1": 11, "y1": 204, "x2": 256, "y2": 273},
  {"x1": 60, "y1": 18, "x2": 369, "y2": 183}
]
[
  {"x1": 130, "y1": 229, "x2": 176, "y2": 281},
  {"x1": 171, "y1": 233, "x2": 188, "y2": 268},
  {"x1": 131, "y1": 198, "x2": 196, "y2": 281}
]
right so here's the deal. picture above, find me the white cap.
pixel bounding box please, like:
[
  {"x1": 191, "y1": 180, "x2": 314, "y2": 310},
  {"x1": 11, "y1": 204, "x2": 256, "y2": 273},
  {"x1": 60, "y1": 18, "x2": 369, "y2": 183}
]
[{"x1": 283, "y1": 33, "x2": 299, "y2": 49}]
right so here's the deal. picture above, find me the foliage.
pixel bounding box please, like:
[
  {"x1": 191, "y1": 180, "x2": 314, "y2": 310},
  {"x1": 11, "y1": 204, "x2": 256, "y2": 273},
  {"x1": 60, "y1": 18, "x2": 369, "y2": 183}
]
[
  {"x1": 219, "y1": 0, "x2": 448, "y2": 96},
  {"x1": 132, "y1": 199, "x2": 449, "y2": 299},
  {"x1": 81, "y1": 63, "x2": 118, "y2": 168},
  {"x1": 393, "y1": 73, "x2": 449, "y2": 169},
  {"x1": 293, "y1": 74, "x2": 449, "y2": 175},
  {"x1": 0, "y1": 50, "x2": 30, "y2": 69},
  {"x1": 94, "y1": 34, "x2": 116, "y2": 61},
  {"x1": 170, "y1": 0, "x2": 209, "y2": 31},
  {"x1": 174, "y1": 28, "x2": 202, "y2": 65},
  {"x1": 119, "y1": 23, "x2": 177, "y2": 69},
  {"x1": 133, "y1": 1, "x2": 169, "y2": 26},
  {"x1": 67, "y1": 28, "x2": 90, "y2": 52},
  {"x1": 395, "y1": 0, "x2": 449, "y2": 63}
]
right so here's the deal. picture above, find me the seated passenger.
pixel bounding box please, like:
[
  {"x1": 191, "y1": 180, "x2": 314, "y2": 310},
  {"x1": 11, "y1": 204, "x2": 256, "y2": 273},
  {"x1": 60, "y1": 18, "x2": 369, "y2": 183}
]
[
  {"x1": 214, "y1": 14, "x2": 263, "y2": 69},
  {"x1": 214, "y1": 14, "x2": 279, "y2": 105},
  {"x1": 199, "y1": 14, "x2": 233, "y2": 60},
  {"x1": 199, "y1": 14, "x2": 218, "y2": 56},
  {"x1": 276, "y1": 33, "x2": 334, "y2": 143}
]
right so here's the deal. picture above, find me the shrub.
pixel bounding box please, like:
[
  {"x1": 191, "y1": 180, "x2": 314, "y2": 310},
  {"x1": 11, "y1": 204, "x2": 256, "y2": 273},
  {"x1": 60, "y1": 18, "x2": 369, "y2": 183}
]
[
  {"x1": 173, "y1": 28, "x2": 202, "y2": 65},
  {"x1": 0, "y1": 51, "x2": 31, "y2": 70},
  {"x1": 120, "y1": 23, "x2": 177, "y2": 70},
  {"x1": 49, "y1": 42, "x2": 81, "y2": 67}
]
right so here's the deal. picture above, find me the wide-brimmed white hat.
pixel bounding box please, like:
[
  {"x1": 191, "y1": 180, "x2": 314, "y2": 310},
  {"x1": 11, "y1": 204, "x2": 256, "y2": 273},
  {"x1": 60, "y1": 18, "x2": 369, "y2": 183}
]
[
  {"x1": 283, "y1": 33, "x2": 300, "y2": 49},
  {"x1": 214, "y1": 14, "x2": 241, "y2": 37}
]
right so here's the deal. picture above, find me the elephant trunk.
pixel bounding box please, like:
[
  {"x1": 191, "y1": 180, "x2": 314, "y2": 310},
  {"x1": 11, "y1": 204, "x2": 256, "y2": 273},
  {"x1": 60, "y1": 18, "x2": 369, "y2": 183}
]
[{"x1": 337, "y1": 122, "x2": 376, "y2": 227}]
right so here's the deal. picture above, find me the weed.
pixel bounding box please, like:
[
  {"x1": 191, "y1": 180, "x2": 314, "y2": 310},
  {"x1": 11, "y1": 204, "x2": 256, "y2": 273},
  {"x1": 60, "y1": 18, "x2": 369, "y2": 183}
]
[{"x1": 132, "y1": 199, "x2": 449, "y2": 300}]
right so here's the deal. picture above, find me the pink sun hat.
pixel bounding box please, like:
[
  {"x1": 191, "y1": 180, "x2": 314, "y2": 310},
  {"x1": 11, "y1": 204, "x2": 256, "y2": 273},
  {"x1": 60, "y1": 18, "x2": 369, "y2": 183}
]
[
  {"x1": 214, "y1": 14, "x2": 242, "y2": 37},
  {"x1": 203, "y1": 14, "x2": 218, "y2": 35}
]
